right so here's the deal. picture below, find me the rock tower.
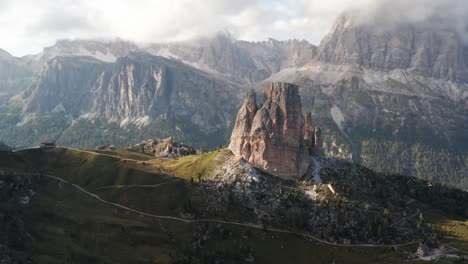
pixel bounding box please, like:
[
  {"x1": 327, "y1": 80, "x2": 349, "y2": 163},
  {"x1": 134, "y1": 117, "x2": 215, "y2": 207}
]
[{"x1": 229, "y1": 82, "x2": 319, "y2": 179}]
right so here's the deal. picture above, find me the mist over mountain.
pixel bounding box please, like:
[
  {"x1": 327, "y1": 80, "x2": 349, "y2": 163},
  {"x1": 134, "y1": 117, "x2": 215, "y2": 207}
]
[
  {"x1": 318, "y1": 15, "x2": 468, "y2": 81},
  {"x1": 349, "y1": 0, "x2": 468, "y2": 36}
]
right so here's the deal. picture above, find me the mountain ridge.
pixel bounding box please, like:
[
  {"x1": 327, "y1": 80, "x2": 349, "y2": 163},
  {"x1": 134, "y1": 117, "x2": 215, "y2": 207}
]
[{"x1": 0, "y1": 13, "x2": 466, "y2": 189}]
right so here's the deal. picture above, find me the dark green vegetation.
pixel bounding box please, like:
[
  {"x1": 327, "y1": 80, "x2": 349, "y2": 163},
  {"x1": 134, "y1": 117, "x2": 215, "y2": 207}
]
[
  {"x1": 0, "y1": 148, "x2": 467, "y2": 263},
  {"x1": 1, "y1": 184, "x2": 412, "y2": 264},
  {"x1": 297, "y1": 79, "x2": 468, "y2": 191},
  {"x1": 360, "y1": 140, "x2": 468, "y2": 189},
  {"x1": 0, "y1": 141, "x2": 10, "y2": 151},
  {"x1": 319, "y1": 159, "x2": 468, "y2": 219}
]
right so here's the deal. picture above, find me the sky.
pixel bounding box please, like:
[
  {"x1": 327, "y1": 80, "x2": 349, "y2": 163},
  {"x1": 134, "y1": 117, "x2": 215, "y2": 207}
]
[{"x1": 0, "y1": 0, "x2": 466, "y2": 56}]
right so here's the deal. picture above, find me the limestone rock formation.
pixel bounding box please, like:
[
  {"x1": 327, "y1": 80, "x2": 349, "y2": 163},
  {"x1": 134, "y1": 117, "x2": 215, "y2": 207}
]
[
  {"x1": 21, "y1": 52, "x2": 244, "y2": 135},
  {"x1": 132, "y1": 137, "x2": 197, "y2": 158},
  {"x1": 228, "y1": 90, "x2": 258, "y2": 161},
  {"x1": 229, "y1": 82, "x2": 315, "y2": 179}
]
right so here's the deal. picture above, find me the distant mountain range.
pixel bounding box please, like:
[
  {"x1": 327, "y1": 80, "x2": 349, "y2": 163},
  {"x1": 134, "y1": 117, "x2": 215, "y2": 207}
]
[{"x1": 0, "y1": 14, "x2": 466, "y2": 188}]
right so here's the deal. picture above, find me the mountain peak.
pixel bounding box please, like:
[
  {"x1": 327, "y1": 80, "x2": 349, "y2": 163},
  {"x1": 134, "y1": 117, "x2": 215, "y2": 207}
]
[
  {"x1": 317, "y1": 13, "x2": 468, "y2": 82},
  {"x1": 229, "y1": 82, "x2": 321, "y2": 179}
]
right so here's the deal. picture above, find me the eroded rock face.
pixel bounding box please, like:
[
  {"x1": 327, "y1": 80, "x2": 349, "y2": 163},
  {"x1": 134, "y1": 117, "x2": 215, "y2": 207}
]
[
  {"x1": 21, "y1": 53, "x2": 244, "y2": 136},
  {"x1": 228, "y1": 90, "x2": 258, "y2": 160},
  {"x1": 229, "y1": 82, "x2": 313, "y2": 179}
]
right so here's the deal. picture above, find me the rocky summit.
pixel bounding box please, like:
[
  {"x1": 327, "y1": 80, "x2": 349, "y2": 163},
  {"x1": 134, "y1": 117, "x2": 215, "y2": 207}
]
[{"x1": 229, "y1": 82, "x2": 320, "y2": 179}]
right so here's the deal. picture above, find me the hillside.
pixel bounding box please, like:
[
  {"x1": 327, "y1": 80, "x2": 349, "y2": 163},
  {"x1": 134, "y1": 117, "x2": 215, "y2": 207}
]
[{"x1": 0, "y1": 147, "x2": 467, "y2": 263}]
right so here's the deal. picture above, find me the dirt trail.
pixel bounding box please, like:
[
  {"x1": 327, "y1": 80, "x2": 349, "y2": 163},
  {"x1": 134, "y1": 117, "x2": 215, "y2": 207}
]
[
  {"x1": 98, "y1": 179, "x2": 181, "y2": 189},
  {"x1": 2, "y1": 169, "x2": 423, "y2": 249}
]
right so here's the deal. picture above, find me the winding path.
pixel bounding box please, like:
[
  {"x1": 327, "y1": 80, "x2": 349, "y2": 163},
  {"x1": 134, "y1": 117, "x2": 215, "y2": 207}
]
[
  {"x1": 98, "y1": 179, "x2": 181, "y2": 189},
  {"x1": 3, "y1": 169, "x2": 422, "y2": 249},
  {"x1": 13, "y1": 146, "x2": 138, "y2": 162}
]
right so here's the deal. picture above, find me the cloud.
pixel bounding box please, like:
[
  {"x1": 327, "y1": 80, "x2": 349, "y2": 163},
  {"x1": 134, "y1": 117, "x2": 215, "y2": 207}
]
[
  {"x1": 0, "y1": 0, "x2": 466, "y2": 56},
  {"x1": 0, "y1": 0, "x2": 11, "y2": 12},
  {"x1": 347, "y1": 0, "x2": 468, "y2": 43},
  {"x1": 27, "y1": 7, "x2": 99, "y2": 34},
  {"x1": 357, "y1": 0, "x2": 467, "y2": 24}
]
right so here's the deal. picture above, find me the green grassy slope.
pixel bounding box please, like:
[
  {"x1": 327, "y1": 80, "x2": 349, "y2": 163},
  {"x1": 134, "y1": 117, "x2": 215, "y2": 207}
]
[
  {"x1": 0, "y1": 148, "x2": 467, "y2": 263},
  {"x1": 22, "y1": 179, "x2": 411, "y2": 264}
]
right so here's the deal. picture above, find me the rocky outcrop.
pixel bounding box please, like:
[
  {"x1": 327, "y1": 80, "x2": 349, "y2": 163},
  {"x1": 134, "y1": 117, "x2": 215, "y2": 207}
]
[
  {"x1": 132, "y1": 137, "x2": 198, "y2": 158},
  {"x1": 229, "y1": 82, "x2": 316, "y2": 179}
]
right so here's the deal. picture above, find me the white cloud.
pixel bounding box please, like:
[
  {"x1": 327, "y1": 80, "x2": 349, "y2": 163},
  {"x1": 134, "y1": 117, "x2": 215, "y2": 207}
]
[{"x1": 0, "y1": 0, "x2": 466, "y2": 56}]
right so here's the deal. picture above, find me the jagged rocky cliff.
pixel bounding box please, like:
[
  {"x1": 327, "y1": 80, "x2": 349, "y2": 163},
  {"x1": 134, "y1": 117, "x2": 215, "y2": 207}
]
[
  {"x1": 229, "y1": 82, "x2": 321, "y2": 179},
  {"x1": 20, "y1": 52, "x2": 244, "y2": 135},
  {"x1": 317, "y1": 14, "x2": 468, "y2": 82},
  {"x1": 148, "y1": 33, "x2": 317, "y2": 84}
]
